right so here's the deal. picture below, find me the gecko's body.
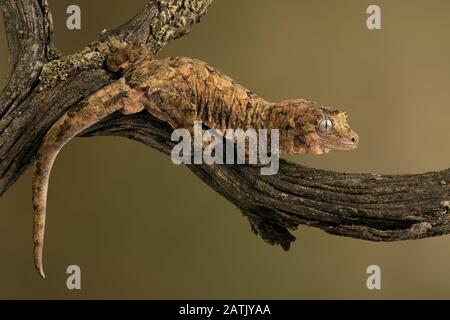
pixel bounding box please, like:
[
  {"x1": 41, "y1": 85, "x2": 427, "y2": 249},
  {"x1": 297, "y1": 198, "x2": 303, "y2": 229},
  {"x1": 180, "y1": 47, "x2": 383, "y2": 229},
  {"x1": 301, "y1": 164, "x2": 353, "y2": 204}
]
[{"x1": 32, "y1": 43, "x2": 359, "y2": 277}]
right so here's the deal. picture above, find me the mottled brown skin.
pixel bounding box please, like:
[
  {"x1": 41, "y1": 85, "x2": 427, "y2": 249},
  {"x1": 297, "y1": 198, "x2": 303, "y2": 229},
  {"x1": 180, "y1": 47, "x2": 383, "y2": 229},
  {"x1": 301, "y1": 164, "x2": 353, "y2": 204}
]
[{"x1": 32, "y1": 43, "x2": 359, "y2": 277}]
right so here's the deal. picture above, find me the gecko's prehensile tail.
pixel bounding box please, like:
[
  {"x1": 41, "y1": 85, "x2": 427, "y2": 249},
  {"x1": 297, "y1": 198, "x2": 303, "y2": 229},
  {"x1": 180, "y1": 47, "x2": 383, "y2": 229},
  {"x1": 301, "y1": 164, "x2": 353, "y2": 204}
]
[
  {"x1": 32, "y1": 150, "x2": 53, "y2": 279},
  {"x1": 31, "y1": 78, "x2": 143, "y2": 278}
]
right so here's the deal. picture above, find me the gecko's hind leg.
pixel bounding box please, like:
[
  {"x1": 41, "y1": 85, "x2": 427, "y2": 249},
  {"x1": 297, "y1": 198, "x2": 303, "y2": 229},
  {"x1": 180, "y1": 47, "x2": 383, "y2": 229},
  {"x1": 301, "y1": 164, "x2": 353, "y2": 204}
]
[{"x1": 32, "y1": 78, "x2": 145, "y2": 278}]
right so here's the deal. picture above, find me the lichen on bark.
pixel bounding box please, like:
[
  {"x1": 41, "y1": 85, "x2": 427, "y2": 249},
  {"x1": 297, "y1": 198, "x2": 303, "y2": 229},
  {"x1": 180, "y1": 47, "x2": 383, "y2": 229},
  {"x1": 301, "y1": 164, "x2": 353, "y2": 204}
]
[{"x1": 39, "y1": 48, "x2": 105, "y2": 89}]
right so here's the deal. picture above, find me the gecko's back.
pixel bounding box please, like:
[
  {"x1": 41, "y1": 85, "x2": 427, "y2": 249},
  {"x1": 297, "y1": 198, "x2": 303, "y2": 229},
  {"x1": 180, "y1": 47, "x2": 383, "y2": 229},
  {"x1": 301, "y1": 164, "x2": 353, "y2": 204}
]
[{"x1": 123, "y1": 56, "x2": 272, "y2": 132}]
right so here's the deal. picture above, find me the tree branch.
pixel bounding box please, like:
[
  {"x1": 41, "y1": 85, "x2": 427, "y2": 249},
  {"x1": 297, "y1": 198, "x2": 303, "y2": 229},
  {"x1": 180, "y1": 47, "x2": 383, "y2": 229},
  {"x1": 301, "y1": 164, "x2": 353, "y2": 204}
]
[
  {"x1": 0, "y1": 0, "x2": 57, "y2": 117},
  {"x1": 0, "y1": 0, "x2": 448, "y2": 252},
  {"x1": 100, "y1": 0, "x2": 213, "y2": 55},
  {"x1": 82, "y1": 112, "x2": 449, "y2": 249}
]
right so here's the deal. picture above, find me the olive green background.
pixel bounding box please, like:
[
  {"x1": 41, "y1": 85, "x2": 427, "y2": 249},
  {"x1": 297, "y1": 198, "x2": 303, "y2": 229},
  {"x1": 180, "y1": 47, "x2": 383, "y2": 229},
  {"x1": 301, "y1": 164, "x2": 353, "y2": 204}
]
[{"x1": 0, "y1": 0, "x2": 449, "y2": 299}]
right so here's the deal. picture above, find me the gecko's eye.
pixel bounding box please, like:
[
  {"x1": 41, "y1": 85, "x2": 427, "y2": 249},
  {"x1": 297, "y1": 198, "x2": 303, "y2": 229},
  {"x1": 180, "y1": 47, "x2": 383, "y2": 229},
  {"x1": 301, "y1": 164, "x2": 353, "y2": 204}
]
[{"x1": 318, "y1": 119, "x2": 333, "y2": 134}]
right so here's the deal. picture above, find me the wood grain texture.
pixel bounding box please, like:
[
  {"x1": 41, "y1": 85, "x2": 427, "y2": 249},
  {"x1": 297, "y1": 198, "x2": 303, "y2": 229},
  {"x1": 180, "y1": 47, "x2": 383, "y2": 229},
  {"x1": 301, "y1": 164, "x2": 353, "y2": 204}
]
[{"x1": 82, "y1": 112, "x2": 449, "y2": 249}]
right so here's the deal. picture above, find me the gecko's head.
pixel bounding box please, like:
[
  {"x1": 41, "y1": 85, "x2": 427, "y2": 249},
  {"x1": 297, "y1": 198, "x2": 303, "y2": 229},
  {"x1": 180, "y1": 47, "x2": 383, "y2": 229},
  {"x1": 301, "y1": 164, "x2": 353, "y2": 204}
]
[{"x1": 274, "y1": 99, "x2": 359, "y2": 154}]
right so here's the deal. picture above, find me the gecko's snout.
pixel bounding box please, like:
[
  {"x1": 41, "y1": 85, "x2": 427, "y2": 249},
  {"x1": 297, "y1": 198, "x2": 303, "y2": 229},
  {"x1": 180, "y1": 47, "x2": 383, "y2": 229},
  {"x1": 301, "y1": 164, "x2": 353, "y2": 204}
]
[
  {"x1": 336, "y1": 129, "x2": 359, "y2": 151},
  {"x1": 349, "y1": 131, "x2": 359, "y2": 146},
  {"x1": 314, "y1": 121, "x2": 360, "y2": 153}
]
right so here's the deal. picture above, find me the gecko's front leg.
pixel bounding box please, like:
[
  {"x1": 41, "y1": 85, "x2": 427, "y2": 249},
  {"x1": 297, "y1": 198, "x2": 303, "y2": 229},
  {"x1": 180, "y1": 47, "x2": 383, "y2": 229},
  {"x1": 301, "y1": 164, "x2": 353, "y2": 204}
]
[{"x1": 32, "y1": 78, "x2": 145, "y2": 278}]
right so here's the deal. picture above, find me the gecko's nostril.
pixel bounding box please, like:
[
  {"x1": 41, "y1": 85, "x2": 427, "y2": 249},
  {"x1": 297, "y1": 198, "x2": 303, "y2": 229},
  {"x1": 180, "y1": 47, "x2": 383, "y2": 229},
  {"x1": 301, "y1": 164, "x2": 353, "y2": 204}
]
[{"x1": 351, "y1": 134, "x2": 359, "y2": 144}]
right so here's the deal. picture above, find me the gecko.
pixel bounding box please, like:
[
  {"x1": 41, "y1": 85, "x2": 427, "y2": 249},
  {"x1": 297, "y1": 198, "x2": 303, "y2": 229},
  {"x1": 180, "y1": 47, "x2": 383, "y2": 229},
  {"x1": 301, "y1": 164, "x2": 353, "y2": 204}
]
[{"x1": 32, "y1": 42, "x2": 359, "y2": 278}]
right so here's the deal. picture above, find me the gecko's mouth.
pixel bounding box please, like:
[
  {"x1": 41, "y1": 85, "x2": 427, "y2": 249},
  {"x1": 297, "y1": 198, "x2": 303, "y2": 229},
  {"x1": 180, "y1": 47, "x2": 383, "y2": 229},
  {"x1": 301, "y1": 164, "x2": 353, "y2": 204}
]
[
  {"x1": 334, "y1": 142, "x2": 358, "y2": 150},
  {"x1": 287, "y1": 131, "x2": 359, "y2": 155},
  {"x1": 322, "y1": 134, "x2": 359, "y2": 151}
]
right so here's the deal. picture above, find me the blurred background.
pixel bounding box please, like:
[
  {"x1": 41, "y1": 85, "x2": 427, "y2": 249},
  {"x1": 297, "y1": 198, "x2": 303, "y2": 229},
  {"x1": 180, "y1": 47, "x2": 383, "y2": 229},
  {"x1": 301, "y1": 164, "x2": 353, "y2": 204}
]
[{"x1": 0, "y1": 0, "x2": 449, "y2": 299}]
